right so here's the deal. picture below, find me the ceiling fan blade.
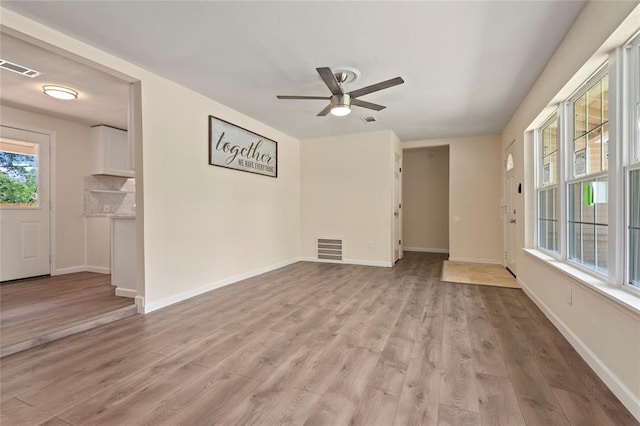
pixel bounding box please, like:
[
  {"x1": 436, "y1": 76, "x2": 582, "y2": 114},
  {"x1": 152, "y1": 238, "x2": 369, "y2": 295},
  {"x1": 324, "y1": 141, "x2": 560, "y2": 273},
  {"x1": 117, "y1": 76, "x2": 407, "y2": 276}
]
[
  {"x1": 316, "y1": 67, "x2": 343, "y2": 96},
  {"x1": 351, "y1": 98, "x2": 386, "y2": 111},
  {"x1": 317, "y1": 103, "x2": 333, "y2": 116},
  {"x1": 348, "y1": 77, "x2": 404, "y2": 99},
  {"x1": 277, "y1": 95, "x2": 330, "y2": 100}
]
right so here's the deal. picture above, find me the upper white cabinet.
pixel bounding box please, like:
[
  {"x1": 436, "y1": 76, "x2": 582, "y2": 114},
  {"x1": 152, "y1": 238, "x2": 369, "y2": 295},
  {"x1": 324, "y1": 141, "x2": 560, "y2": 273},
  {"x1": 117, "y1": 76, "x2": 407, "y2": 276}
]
[{"x1": 91, "y1": 125, "x2": 134, "y2": 177}]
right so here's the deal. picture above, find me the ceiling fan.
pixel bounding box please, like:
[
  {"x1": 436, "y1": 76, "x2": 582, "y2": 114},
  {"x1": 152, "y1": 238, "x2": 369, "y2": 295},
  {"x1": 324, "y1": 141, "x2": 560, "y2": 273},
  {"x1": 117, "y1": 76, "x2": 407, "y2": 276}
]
[{"x1": 277, "y1": 67, "x2": 404, "y2": 117}]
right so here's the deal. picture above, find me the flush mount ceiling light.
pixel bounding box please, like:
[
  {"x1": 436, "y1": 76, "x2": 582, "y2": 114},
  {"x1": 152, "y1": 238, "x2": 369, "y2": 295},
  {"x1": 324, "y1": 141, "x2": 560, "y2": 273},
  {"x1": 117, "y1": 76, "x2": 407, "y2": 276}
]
[{"x1": 42, "y1": 85, "x2": 78, "y2": 100}]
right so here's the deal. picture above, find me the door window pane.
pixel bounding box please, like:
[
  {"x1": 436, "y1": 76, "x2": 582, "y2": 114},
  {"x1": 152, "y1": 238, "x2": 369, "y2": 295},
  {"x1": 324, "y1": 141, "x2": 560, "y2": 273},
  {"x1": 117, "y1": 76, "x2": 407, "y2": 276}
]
[{"x1": 0, "y1": 140, "x2": 39, "y2": 208}]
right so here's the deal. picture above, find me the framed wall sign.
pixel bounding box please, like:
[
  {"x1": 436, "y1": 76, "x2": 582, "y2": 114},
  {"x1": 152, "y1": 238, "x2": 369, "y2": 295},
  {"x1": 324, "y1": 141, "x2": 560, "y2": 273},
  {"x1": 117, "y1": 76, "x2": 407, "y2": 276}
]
[{"x1": 208, "y1": 115, "x2": 278, "y2": 178}]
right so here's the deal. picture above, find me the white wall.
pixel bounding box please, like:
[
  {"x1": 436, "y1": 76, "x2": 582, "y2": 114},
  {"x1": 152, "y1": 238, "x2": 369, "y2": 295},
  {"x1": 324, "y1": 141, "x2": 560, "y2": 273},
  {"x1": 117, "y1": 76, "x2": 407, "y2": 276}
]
[
  {"x1": 1, "y1": 105, "x2": 91, "y2": 273},
  {"x1": 85, "y1": 216, "x2": 110, "y2": 273},
  {"x1": 300, "y1": 130, "x2": 395, "y2": 266},
  {"x1": 403, "y1": 135, "x2": 503, "y2": 263},
  {"x1": 141, "y1": 77, "x2": 300, "y2": 309},
  {"x1": 402, "y1": 147, "x2": 449, "y2": 252},
  {"x1": 501, "y1": 1, "x2": 640, "y2": 418},
  {"x1": 0, "y1": 8, "x2": 301, "y2": 312}
]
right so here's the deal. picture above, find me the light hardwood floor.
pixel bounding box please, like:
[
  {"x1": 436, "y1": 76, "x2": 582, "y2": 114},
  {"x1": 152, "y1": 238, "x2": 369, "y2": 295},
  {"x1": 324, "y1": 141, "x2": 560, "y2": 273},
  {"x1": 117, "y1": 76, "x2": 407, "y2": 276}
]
[
  {"x1": 1, "y1": 272, "x2": 135, "y2": 351},
  {"x1": 0, "y1": 253, "x2": 636, "y2": 425}
]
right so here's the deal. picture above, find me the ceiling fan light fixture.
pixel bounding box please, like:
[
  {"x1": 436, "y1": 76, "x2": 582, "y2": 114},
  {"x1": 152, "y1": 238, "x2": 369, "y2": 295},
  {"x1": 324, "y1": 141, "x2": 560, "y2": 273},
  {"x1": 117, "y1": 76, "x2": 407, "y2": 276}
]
[
  {"x1": 276, "y1": 67, "x2": 404, "y2": 117},
  {"x1": 42, "y1": 85, "x2": 78, "y2": 100},
  {"x1": 330, "y1": 94, "x2": 351, "y2": 117},
  {"x1": 331, "y1": 105, "x2": 351, "y2": 117}
]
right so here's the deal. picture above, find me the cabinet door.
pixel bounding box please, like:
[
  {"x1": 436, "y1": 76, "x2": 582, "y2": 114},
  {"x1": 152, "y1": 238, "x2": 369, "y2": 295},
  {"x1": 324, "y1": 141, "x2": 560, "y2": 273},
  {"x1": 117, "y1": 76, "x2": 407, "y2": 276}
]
[
  {"x1": 104, "y1": 127, "x2": 133, "y2": 177},
  {"x1": 92, "y1": 126, "x2": 134, "y2": 177}
]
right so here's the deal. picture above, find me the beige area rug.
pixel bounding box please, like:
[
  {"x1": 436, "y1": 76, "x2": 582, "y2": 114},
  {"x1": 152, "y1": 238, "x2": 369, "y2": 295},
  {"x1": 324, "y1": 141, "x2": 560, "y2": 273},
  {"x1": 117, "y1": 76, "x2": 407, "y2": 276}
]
[{"x1": 441, "y1": 261, "x2": 519, "y2": 289}]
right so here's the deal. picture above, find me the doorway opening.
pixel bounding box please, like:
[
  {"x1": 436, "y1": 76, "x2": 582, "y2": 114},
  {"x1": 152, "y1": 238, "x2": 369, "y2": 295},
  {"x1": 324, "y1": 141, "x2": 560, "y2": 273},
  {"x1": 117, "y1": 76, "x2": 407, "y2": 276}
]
[
  {"x1": 504, "y1": 143, "x2": 517, "y2": 276},
  {"x1": 0, "y1": 129, "x2": 50, "y2": 281},
  {"x1": 402, "y1": 146, "x2": 450, "y2": 255},
  {"x1": 0, "y1": 31, "x2": 142, "y2": 356}
]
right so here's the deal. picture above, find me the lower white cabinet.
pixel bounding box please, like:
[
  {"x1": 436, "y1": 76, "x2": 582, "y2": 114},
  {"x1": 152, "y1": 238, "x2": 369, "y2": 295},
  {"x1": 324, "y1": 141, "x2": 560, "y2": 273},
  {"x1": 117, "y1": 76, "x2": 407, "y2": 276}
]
[{"x1": 111, "y1": 217, "x2": 136, "y2": 297}]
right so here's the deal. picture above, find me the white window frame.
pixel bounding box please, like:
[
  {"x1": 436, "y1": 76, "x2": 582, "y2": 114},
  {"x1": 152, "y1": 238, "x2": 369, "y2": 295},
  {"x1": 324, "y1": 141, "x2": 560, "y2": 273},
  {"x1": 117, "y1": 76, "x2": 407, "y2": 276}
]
[
  {"x1": 535, "y1": 112, "x2": 560, "y2": 255},
  {"x1": 625, "y1": 165, "x2": 640, "y2": 293},
  {"x1": 565, "y1": 66, "x2": 610, "y2": 277},
  {"x1": 623, "y1": 33, "x2": 640, "y2": 294},
  {"x1": 532, "y1": 33, "x2": 640, "y2": 298}
]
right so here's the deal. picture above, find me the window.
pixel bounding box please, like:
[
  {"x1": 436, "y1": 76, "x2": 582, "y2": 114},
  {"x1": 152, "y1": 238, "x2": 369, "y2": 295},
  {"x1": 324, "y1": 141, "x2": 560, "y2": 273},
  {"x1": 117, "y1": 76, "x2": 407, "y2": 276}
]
[
  {"x1": 533, "y1": 32, "x2": 640, "y2": 296},
  {"x1": 568, "y1": 176, "x2": 608, "y2": 272},
  {"x1": 568, "y1": 71, "x2": 609, "y2": 274},
  {"x1": 536, "y1": 114, "x2": 559, "y2": 253},
  {"x1": 626, "y1": 34, "x2": 640, "y2": 290},
  {"x1": 0, "y1": 140, "x2": 39, "y2": 208}
]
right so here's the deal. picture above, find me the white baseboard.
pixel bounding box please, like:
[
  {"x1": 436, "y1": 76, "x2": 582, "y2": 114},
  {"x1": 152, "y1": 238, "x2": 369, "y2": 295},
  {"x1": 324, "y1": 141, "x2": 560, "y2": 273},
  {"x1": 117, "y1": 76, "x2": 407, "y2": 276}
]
[
  {"x1": 403, "y1": 247, "x2": 450, "y2": 254},
  {"x1": 115, "y1": 287, "x2": 137, "y2": 298},
  {"x1": 518, "y1": 278, "x2": 640, "y2": 421},
  {"x1": 86, "y1": 266, "x2": 111, "y2": 274},
  {"x1": 53, "y1": 265, "x2": 111, "y2": 275},
  {"x1": 299, "y1": 257, "x2": 393, "y2": 268},
  {"x1": 135, "y1": 296, "x2": 145, "y2": 313},
  {"x1": 53, "y1": 266, "x2": 87, "y2": 275},
  {"x1": 143, "y1": 257, "x2": 300, "y2": 313},
  {"x1": 448, "y1": 256, "x2": 503, "y2": 264}
]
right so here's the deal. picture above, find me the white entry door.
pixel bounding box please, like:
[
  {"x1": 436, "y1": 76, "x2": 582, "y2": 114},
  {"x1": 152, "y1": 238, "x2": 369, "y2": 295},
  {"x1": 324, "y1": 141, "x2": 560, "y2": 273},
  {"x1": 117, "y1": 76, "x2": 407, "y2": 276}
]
[
  {"x1": 504, "y1": 145, "x2": 517, "y2": 275},
  {"x1": 0, "y1": 126, "x2": 51, "y2": 281}
]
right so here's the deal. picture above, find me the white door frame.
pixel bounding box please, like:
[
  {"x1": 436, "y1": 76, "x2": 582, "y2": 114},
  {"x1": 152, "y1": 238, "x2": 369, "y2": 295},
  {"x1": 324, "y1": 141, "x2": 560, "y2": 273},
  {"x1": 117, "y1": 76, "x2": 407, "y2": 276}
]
[
  {"x1": 393, "y1": 151, "x2": 403, "y2": 263},
  {"x1": 1, "y1": 122, "x2": 56, "y2": 278},
  {"x1": 503, "y1": 141, "x2": 517, "y2": 275}
]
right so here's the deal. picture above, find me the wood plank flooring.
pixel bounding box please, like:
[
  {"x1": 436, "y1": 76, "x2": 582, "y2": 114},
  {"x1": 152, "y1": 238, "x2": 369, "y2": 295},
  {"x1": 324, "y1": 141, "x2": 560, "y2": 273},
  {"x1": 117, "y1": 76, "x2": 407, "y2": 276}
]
[
  {"x1": 0, "y1": 252, "x2": 636, "y2": 425},
  {"x1": 1, "y1": 273, "x2": 134, "y2": 348}
]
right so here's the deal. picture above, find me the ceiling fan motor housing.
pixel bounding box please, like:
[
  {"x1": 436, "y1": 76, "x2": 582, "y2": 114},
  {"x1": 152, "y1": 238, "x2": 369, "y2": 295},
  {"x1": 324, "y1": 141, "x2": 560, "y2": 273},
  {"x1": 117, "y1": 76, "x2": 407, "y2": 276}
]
[{"x1": 331, "y1": 93, "x2": 350, "y2": 108}]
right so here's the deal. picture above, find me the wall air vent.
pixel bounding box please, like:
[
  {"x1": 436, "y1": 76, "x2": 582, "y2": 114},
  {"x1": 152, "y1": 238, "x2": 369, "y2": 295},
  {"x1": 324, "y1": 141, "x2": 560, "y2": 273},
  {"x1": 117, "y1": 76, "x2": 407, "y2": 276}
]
[
  {"x1": 361, "y1": 116, "x2": 377, "y2": 123},
  {"x1": 0, "y1": 59, "x2": 41, "y2": 78},
  {"x1": 317, "y1": 238, "x2": 343, "y2": 261}
]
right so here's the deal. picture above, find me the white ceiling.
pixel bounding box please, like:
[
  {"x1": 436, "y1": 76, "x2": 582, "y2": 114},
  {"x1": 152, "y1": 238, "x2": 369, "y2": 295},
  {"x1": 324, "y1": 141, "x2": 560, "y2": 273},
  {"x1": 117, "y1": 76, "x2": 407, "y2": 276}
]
[
  {"x1": 1, "y1": 1, "x2": 586, "y2": 141},
  {"x1": 0, "y1": 33, "x2": 130, "y2": 130}
]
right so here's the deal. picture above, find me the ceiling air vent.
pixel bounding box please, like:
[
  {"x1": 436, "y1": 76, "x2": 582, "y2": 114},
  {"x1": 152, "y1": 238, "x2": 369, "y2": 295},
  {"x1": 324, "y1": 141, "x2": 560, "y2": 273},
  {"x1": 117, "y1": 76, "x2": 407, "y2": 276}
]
[
  {"x1": 0, "y1": 59, "x2": 41, "y2": 78},
  {"x1": 317, "y1": 238, "x2": 343, "y2": 261},
  {"x1": 361, "y1": 116, "x2": 377, "y2": 123}
]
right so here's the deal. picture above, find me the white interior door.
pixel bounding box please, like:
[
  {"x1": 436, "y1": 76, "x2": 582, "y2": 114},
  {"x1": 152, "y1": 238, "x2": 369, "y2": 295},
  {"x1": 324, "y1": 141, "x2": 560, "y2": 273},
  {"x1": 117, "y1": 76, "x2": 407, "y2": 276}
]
[
  {"x1": 394, "y1": 154, "x2": 402, "y2": 263},
  {"x1": 0, "y1": 126, "x2": 51, "y2": 281},
  {"x1": 504, "y1": 146, "x2": 517, "y2": 274}
]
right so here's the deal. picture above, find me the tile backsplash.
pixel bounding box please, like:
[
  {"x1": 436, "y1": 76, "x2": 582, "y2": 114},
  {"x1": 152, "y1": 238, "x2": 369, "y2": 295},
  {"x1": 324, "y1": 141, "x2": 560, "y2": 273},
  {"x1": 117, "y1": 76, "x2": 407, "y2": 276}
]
[{"x1": 84, "y1": 176, "x2": 135, "y2": 216}]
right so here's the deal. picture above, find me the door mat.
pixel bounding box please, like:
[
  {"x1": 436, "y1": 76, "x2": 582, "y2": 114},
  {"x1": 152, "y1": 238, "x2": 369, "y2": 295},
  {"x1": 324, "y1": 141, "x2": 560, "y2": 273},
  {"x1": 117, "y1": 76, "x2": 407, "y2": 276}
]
[{"x1": 442, "y1": 261, "x2": 519, "y2": 289}]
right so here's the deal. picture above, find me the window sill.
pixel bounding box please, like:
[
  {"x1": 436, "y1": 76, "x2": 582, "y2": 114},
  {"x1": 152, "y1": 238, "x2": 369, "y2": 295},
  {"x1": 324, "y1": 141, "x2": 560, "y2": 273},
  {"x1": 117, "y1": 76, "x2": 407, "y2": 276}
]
[{"x1": 523, "y1": 248, "x2": 640, "y2": 318}]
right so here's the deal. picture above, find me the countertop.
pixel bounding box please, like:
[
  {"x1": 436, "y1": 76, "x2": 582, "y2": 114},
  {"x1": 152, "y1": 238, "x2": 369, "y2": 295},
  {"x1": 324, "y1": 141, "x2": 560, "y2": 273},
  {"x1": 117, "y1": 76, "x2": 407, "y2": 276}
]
[{"x1": 85, "y1": 213, "x2": 136, "y2": 218}]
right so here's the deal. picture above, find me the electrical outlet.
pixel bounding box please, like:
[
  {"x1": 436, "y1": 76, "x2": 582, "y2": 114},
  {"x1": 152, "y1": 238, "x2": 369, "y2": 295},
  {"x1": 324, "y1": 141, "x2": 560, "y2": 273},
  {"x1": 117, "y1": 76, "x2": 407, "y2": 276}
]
[{"x1": 367, "y1": 240, "x2": 374, "y2": 248}]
